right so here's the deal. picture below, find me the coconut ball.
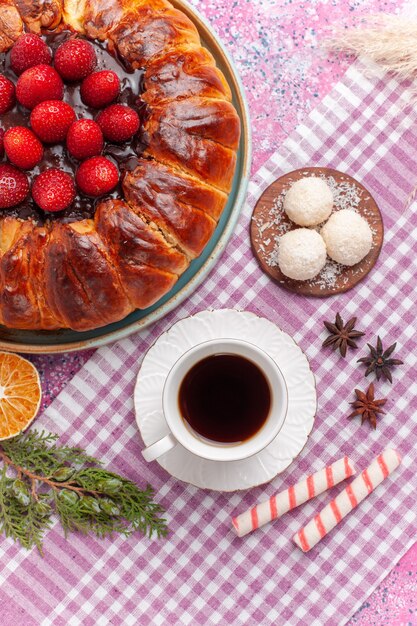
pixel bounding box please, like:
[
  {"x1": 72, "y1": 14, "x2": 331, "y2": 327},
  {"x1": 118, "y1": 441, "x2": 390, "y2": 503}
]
[
  {"x1": 283, "y1": 177, "x2": 333, "y2": 227},
  {"x1": 321, "y1": 209, "x2": 372, "y2": 266},
  {"x1": 278, "y1": 228, "x2": 327, "y2": 281}
]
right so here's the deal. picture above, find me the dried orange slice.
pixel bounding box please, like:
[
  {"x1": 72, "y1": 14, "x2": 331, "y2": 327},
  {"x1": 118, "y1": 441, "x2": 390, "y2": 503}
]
[{"x1": 0, "y1": 352, "x2": 41, "y2": 440}]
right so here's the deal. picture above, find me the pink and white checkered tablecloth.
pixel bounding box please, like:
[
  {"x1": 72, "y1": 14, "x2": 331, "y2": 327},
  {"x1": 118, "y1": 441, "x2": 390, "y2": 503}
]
[{"x1": 3, "y1": 60, "x2": 417, "y2": 624}]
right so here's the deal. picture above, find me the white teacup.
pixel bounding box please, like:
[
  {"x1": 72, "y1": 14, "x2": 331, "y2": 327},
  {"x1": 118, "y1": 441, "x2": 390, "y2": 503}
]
[{"x1": 141, "y1": 338, "x2": 288, "y2": 463}]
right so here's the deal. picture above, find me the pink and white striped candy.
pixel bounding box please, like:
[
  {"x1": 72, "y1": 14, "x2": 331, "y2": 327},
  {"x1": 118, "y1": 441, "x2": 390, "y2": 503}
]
[
  {"x1": 293, "y1": 448, "x2": 402, "y2": 552},
  {"x1": 232, "y1": 456, "x2": 355, "y2": 537}
]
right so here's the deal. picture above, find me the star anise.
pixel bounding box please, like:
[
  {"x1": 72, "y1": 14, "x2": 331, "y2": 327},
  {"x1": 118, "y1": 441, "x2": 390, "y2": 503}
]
[
  {"x1": 357, "y1": 336, "x2": 403, "y2": 383},
  {"x1": 322, "y1": 313, "x2": 365, "y2": 357},
  {"x1": 348, "y1": 383, "x2": 387, "y2": 429}
]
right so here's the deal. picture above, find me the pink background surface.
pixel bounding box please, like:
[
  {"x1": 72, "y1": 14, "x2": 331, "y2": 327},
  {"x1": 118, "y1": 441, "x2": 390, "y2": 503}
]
[{"x1": 24, "y1": 0, "x2": 416, "y2": 622}]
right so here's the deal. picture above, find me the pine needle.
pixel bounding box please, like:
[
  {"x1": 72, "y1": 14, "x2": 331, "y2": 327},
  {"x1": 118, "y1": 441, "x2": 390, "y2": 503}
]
[{"x1": 0, "y1": 430, "x2": 168, "y2": 554}]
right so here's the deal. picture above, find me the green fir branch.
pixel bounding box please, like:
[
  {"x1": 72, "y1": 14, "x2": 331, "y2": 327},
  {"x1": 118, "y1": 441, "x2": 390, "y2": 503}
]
[
  {"x1": 0, "y1": 430, "x2": 168, "y2": 554},
  {"x1": 1, "y1": 431, "x2": 100, "y2": 476}
]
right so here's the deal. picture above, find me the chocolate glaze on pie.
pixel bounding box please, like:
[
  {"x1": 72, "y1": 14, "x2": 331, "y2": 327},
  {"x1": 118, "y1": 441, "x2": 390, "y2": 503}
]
[
  {"x1": 0, "y1": 0, "x2": 240, "y2": 331},
  {"x1": 0, "y1": 30, "x2": 148, "y2": 224}
]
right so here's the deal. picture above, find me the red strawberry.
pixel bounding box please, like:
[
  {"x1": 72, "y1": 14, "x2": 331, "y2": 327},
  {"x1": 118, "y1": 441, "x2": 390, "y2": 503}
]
[
  {"x1": 80, "y1": 70, "x2": 120, "y2": 109},
  {"x1": 4, "y1": 126, "x2": 43, "y2": 170},
  {"x1": 76, "y1": 156, "x2": 119, "y2": 197},
  {"x1": 0, "y1": 129, "x2": 4, "y2": 159},
  {"x1": 10, "y1": 33, "x2": 52, "y2": 76},
  {"x1": 66, "y1": 119, "x2": 103, "y2": 160},
  {"x1": 30, "y1": 100, "x2": 76, "y2": 143},
  {"x1": 0, "y1": 75, "x2": 15, "y2": 115},
  {"x1": 32, "y1": 168, "x2": 76, "y2": 212},
  {"x1": 0, "y1": 164, "x2": 30, "y2": 208},
  {"x1": 16, "y1": 64, "x2": 63, "y2": 110},
  {"x1": 54, "y1": 39, "x2": 97, "y2": 82},
  {"x1": 96, "y1": 104, "x2": 140, "y2": 143}
]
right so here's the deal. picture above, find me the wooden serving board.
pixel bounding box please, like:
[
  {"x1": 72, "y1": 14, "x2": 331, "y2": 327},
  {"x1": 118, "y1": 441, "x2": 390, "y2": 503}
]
[{"x1": 250, "y1": 167, "x2": 384, "y2": 297}]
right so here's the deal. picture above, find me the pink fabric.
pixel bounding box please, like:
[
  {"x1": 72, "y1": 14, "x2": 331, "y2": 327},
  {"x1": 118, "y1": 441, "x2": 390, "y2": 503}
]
[
  {"x1": 19, "y1": 0, "x2": 417, "y2": 621},
  {"x1": 2, "y1": 56, "x2": 417, "y2": 624}
]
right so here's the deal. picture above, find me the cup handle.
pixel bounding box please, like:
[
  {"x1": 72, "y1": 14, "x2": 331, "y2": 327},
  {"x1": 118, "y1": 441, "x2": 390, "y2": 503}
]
[{"x1": 142, "y1": 432, "x2": 178, "y2": 462}]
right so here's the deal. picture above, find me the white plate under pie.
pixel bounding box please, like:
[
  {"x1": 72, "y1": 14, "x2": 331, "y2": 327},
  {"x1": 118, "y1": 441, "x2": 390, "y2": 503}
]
[{"x1": 134, "y1": 309, "x2": 317, "y2": 491}]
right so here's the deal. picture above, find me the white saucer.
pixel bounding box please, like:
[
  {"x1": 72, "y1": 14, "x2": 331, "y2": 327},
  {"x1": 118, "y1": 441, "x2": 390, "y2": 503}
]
[{"x1": 134, "y1": 310, "x2": 317, "y2": 491}]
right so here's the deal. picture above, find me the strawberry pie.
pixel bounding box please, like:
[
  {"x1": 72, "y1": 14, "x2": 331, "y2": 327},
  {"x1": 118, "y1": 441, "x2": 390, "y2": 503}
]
[{"x1": 0, "y1": 1, "x2": 240, "y2": 331}]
